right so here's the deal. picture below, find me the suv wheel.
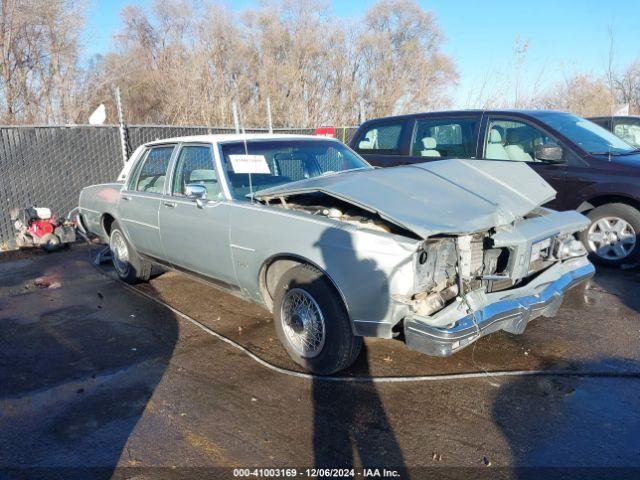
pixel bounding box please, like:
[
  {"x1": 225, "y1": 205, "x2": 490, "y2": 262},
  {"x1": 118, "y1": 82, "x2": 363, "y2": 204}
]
[
  {"x1": 109, "y1": 221, "x2": 151, "y2": 283},
  {"x1": 273, "y1": 265, "x2": 362, "y2": 375},
  {"x1": 580, "y1": 203, "x2": 640, "y2": 266}
]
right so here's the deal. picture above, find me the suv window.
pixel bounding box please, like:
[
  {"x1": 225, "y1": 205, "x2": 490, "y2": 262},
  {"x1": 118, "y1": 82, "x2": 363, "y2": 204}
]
[
  {"x1": 411, "y1": 117, "x2": 478, "y2": 158},
  {"x1": 613, "y1": 119, "x2": 640, "y2": 147},
  {"x1": 356, "y1": 123, "x2": 404, "y2": 154},
  {"x1": 484, "y1": 119, "x2": 559, "y2": 162},
  {"x1": 172, "y1": 145, "x2": 222, "y2": 199},
  {"x1": 134, "y1": 146, "x2": 174, "y2": 193}
]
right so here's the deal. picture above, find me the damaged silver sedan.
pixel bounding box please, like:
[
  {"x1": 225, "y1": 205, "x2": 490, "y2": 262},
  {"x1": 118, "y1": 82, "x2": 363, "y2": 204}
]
[{"x1": 78, "y1": 134, "x2": 594, "y2": 374}]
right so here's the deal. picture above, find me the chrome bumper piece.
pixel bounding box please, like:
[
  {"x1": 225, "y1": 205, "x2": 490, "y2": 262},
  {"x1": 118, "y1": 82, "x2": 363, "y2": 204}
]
[{"x1": 404, "y1": 258, "x2": 595, "y2": 357}]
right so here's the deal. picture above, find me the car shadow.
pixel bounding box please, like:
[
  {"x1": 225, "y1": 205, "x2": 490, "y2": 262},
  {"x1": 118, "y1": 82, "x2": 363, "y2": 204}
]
[
  {"x1": 586, "y1": 265, "x2": 640, "y2": 314},
  {"x1": 311, "y1": 228, "x2": 406, "y2": 472},
  {"x1": 0, "y1": 246, "x2": 178, "y2": 479},
  {"x1": 491, "y1": 357, "x2": 640, "y2": 478}
]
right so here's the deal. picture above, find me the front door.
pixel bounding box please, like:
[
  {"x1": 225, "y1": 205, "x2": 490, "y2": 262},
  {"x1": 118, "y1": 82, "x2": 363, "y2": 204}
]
[
  {"x1": 119, "y1": 145, "x2": 175, "y2": 258},
  {"x1": 159, "y1": 144, "x2": 236, "y2": 287},
  {"x1": 480, "y1": 116, "x2": 567, "y2": 210}
]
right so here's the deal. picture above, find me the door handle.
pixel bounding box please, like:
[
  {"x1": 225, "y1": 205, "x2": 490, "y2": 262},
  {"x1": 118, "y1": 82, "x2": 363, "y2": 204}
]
[
  {"x1": 121, "y1": 195, "x2": 130, "y2": 201},
  {"x1": 163, "y1": 201, "x2": 177, "y2": 208}
]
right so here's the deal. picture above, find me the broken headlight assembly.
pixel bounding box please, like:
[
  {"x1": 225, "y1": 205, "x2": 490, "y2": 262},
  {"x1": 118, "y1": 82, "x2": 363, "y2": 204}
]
[{"x1": 552, "y1": 233, "x2": 587, "y2": 260}]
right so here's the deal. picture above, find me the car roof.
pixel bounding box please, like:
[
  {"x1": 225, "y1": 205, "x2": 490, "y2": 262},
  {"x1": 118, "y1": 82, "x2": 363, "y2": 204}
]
[
  {"x1": 144, "y1": 133, "x2": 331, "y2": 146},
  {"x1": 588, "y1": 115, "x2": 640, "y2": 120},
  {"x1": 358, "y1": 109, "x2": 572, "y2": 124}
]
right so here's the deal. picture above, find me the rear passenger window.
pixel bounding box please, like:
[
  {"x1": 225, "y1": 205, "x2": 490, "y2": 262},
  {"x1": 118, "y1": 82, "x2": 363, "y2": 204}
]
[
  {"x1": 356, "y1": 123, "x2": 404, "y2": 154},
  {"x1": 172, "y1": 145, "x2": 222, "y2": 199},
  {"x1": 411, "y1": 118, "x2": 478, "y2": 158},
  {"x1": 134, "y1": 146, "x2": 174, "y2": 193}
]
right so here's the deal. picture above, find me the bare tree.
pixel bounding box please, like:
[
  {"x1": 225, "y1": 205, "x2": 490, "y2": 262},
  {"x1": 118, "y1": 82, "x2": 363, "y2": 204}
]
[
  {"x1": 83, "y1": 0, "x2": 456, "y2": 127},
  {"x1": 537, "y1": 73, "x2": 614, "y2": 116},
  {"x1": 356, "y1": 0, "x2": 457, "y2": 118},
  {"x1": 0, "y1": 0, "x2": 85, "y2": 123},
  {"x1": 612, "y1": 61, "x2": 640, "y2": 114}
]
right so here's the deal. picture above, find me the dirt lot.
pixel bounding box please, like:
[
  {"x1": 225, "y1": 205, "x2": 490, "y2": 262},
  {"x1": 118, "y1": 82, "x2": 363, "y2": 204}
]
[{"x1": 1, "y1": 245, "x2": 639, "y2": 479}]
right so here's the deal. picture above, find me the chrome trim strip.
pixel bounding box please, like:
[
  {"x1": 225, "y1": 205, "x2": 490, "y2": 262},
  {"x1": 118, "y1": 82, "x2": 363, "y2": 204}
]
[
  {"x1": 121, "y1": 218, "x2": 159, "y2": 230},
  {"x1": 230, "y1": 244, "x2": 256, "y2": 252},
  {"x1": 79, "y1": 207, "x2": 100, "y2": 214}
]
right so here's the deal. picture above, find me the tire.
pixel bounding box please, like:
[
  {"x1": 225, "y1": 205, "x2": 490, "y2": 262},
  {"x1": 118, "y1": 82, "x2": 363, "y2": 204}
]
[
  {"x1": 580, "y1": 203, "x2": 640, "y2": 267},
  {"x1": 40, "y1": 233, "x2": 61, "y2": 253},
  {"x1": 273, "y1": 265, "x2": 362, "y2": 375},
  {"x1": 109, "y1": 221, "x2": 151, "y2": 283}
]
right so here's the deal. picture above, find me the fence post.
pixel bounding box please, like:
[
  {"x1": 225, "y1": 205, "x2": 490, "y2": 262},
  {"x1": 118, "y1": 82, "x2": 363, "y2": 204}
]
[
  {"x1": 232, "y1": 102, "x2": 240, "y2": 134},
  {"x1": 115, "y1": 86, "x2": 130, "y2": 165},
  {"x1": 267, "y1": 97, "x2": 273, "y2": 133}
]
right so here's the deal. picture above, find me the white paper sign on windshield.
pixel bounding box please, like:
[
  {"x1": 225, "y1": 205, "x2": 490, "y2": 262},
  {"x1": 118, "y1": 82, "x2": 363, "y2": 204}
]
[{"x1": 229, "y1": 154, "x2": 271, "y2": 174}]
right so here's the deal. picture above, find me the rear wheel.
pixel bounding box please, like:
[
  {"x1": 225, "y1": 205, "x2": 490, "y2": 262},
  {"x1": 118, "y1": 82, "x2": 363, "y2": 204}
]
[
  {"x1": 580, "y1": 203, "x2": 640, "y2": 266},
  {"x1": 109, "y1": 222, "x2": 151, "y2": 283}
]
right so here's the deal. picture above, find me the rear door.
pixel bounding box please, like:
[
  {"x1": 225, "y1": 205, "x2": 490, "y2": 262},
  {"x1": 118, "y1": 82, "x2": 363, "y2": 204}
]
[
  {"x1": 158, "y1": 143, "x2": 236, "y2": 287},
  {"x1": 479, "y1": 114, "x2": 567, "y2": 209},
  {"x1": 119, "y1": 144, "x2": 175, "y2": 258},
  {"x1": 405, "y1": 113, "x2": 481, "y2": 161}
]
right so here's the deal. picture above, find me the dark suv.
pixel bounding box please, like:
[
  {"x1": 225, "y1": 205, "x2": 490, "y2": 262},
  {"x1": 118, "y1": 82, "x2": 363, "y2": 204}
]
[{"x1": 350, "y1": 110, "x2": 640, "y2": 266}]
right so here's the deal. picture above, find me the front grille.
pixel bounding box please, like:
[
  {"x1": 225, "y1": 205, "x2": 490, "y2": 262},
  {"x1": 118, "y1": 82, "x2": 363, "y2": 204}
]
[
  {"x1": 487, "y1": 278, "x2": 514, "y2": 292},
  {"x1": 470, "y1": 237, "x2": 484, "y2": 274}
]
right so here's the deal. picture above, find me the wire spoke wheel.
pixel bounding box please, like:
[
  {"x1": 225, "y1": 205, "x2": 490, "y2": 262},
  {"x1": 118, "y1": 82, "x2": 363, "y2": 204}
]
[
  {"x1": 280, "y1": 288, "x2": 326, "y2": 359},
  {"x1": 110, "y1": 230, "x2": 130, "y2": 276},
  {"x1": 587, "y1": 216, "x2": 636, "y2": 261}
]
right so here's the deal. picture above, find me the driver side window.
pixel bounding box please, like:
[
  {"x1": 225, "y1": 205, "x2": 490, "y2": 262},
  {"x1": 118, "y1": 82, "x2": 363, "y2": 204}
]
[
  {"x1": 172, "y1": 145, "x2": 222, "y2": 200},
  {"x1": 484, "y1": 119, "x2": 558, "y2": 162}
]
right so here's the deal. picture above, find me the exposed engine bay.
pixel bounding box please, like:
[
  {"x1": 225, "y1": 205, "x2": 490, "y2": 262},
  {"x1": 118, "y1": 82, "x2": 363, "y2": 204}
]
[
  {"x1": 397, "y1": 229, "x2": 585, "y2": 319},
  {"x1": 264, "y1": 192, "x2": 419, "y2": 237}
]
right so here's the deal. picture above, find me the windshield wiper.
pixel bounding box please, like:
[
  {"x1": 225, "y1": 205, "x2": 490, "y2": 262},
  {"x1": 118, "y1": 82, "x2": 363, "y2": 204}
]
[
  {"x1": 619, "y1": 148, "x2": 640, "y2": 155},
  {"x1": 589, "y1": 150, "x2": 625, "y2": 156}
]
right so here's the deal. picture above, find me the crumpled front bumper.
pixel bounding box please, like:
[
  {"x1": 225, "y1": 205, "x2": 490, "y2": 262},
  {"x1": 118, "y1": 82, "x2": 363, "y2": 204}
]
[{"x1": 403, "y1": 256, "x2": 595, "y2": 357}]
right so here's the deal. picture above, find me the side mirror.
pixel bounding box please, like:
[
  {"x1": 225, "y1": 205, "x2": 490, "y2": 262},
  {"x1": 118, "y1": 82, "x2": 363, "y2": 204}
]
[
  {"x1": 185, "y1": 184, "x2": 207, "y2": 208},
  {"x1": 535, "y1": 144, "x2": 564, "y2": 163}
]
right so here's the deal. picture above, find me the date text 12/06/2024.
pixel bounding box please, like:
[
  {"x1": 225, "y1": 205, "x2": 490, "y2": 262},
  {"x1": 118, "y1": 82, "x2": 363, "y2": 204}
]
[{"x1": 233, "y1": 468, "x2": 401, "y2": 477}]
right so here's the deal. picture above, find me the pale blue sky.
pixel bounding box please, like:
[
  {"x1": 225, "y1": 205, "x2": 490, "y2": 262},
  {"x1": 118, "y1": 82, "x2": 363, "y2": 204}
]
[{"x1": 83, "y1": 0, "x2": 640, "y2": 108}]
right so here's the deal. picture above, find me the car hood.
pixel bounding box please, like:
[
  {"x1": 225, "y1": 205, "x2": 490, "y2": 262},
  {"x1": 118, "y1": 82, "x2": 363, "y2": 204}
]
[{"x1": 254, "y1": 159, "x2": 556, "y2": 238}]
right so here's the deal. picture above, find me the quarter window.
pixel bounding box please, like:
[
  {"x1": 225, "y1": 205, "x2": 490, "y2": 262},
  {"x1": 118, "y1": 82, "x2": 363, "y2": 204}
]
[
  {"x1": 172, "y1": 145, "x2": 222, "y2": 199},
  {"x1": 356, "y1": 123, "x2": 404, "y2": 154},
  {"x1": 411, "y1": 118, "x2": 478, "y2": 158},
  {"x1": 134, "y1": 146, "x2": 174, "y2": 193},
  {"x1": 484, "y1": 119, "x2": 558, "y2": 162}
]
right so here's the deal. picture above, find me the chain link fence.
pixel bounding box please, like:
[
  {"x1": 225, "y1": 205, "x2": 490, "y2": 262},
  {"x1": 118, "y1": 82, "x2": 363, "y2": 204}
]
[{"x1": 0, "y1": 124, "x2": 358, "y2": 248}]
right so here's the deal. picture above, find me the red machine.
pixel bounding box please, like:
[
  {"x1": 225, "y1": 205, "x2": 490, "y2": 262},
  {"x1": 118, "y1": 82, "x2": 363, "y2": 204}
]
[{"x1": 9, "y1": 206, "x2": 76, "y2": 252}]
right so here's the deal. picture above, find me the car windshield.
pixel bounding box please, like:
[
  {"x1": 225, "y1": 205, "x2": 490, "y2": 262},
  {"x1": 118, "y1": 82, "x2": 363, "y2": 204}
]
[
  {"x1": 220, "y1": 139, "x2": 371, "y2": 199},
  {"x1": 536, "y1": 112, "x2": 636, "y2": 155}
]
